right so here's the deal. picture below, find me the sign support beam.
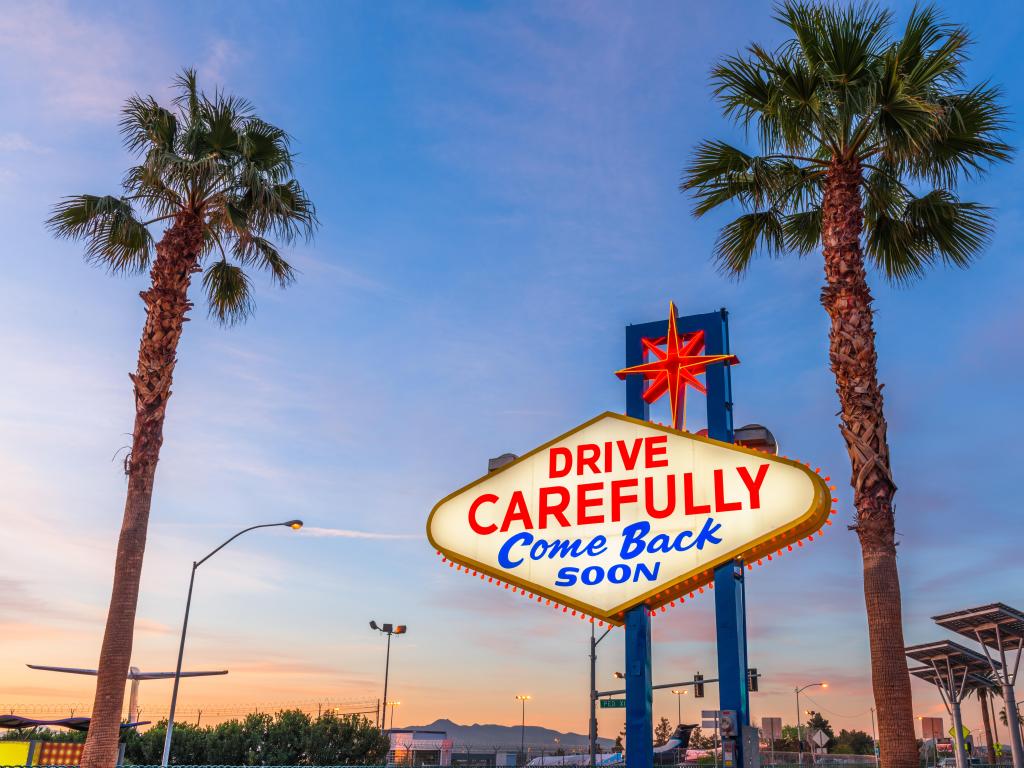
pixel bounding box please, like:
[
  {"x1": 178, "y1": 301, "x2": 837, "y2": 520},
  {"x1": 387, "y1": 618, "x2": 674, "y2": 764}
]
[
  {"x1": 623, "y1": 307, "x2": 750, "y2": 768},
  {"x1": 625, "y1": 605, "x2": 654, "y2": 768}
]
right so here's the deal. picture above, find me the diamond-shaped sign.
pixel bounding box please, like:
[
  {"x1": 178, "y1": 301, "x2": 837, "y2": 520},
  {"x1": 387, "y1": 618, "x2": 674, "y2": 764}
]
[{"x1": 427, "y1": 412, "x2": 830, "y2": 624}]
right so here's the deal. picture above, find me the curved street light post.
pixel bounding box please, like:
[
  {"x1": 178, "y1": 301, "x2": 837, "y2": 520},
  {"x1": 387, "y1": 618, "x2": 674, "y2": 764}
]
[
  {"x1": 795, "y1": 682, "x2": 828, "y2": 767},
  {"x1": 160, "y1": 520, "x2": 303, "y2": 767}
]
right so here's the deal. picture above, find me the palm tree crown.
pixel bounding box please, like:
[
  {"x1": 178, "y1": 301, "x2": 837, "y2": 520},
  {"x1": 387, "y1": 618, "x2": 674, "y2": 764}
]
[
  {"x1": 682, "y1": 2, "x2": 1011, "y2": 280},
  {"x1": 48, "y1": 70, "x2": 317, "y2": 323}
]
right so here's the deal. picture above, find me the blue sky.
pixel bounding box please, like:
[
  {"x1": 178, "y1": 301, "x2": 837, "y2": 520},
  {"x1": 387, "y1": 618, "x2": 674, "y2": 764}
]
[{"x1": 1, "y1": 0, "x2": 1022, "y2": 741}]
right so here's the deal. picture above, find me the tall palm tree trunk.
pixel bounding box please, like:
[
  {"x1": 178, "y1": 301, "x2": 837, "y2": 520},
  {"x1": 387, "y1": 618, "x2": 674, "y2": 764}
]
[
  {"x1": 81, "y1": 212, "x2": 205, "y2": 768},
  {"x1": 980, "y1": 689, "x2": 996, "y2": 761},
  {"x1": 819, "y1": 160, "x2": 918, "y2": 768}
]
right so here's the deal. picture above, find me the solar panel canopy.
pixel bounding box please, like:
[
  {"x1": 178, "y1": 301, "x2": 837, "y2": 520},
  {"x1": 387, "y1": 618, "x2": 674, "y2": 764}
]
[{"x1": 933, "y1": 603, "x2": 1024, "y2": 650}]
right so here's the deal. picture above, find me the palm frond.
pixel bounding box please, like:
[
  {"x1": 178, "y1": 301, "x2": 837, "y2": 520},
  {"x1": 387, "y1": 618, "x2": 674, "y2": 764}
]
[
  {"x1": 911, "y1": 83, "x2": 1013, "y2": 185},
  {"x1": 238, "y1": 119, "x2": 293, "y2": 177},
  {"x1": 238, "y1": 179, "x2": 318, "y2": 243},
  {"x1": 896, "y1": 6, "x2": 968, "y2": 92},
  {"x1": 865, "y1": 188, "x2": 992, "y2": 283},
  {"x1": 711, "y1": 53, "x2": 785, "y2": 150},
  {"x1": 120, "y1": 95, "x2": 177, "y2": 155},
  {"x1": 783, "y1": 208, "x2": 823, "y2": 254},
  {"x1": 713, "y1": 210, "x2": 785, "y2": 275},
  {"x1": 232, "y1": 234, "x2": 296, "y2": 287},
  {"x1": 873, "y1": 51, "x2": 941, "y2": 161},
  {"x1": 47, "y1": 195, "x2": 153, "y2": 274},
  {"x1": 683, "y1": 141, "x2": 823, "y2": 217},
  {"x1": 202, "y1": 260, "x2": 254, "y2": 326}
]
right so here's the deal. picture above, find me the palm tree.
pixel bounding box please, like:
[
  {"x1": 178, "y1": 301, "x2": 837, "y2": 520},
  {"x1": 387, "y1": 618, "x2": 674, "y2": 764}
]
[
  {"x1": 680, "y1": 5, "x2": 1010, "y2": 768},
  {"x1": 978, "y1": 688, "x2": 996, "y2": 763},
  {"x1": 48, "y1": 71, "x2": 316, "y2": 768}
]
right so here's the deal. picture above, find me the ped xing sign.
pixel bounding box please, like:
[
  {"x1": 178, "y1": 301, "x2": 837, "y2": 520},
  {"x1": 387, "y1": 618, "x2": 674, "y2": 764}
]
[
  {"x1": 427, "y1": 412, "x2": 831, "y2": 624},
  {"x1": 600, "y1": 699, "x2": 627, "y2": 709}
]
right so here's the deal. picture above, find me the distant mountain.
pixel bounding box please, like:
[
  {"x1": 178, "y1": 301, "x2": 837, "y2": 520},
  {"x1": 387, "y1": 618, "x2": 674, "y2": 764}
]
[{"x1": 400, "y1": 719, "x2": 615, "y2": 750}]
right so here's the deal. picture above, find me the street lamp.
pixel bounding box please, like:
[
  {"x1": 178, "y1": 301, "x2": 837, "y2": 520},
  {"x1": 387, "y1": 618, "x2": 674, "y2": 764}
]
[
  {"x1": 671, "y1": 689, "x2": 689, "y2": 725},
  {"x1": 589, "y1": 625, "x2": 612, "y2": 767},
  {"x1": 795, "y1": 682, "x2": 828, "y2": 767},
  {"x1": 369, "y1": 621, "x2": 407, "y2": 729},
  {"x1": 160, "y1": 519, "x2": 303, "y2": 767},
  {"x1": 516, "y1": 695, "x2": 531, "y2": 764},
  {"x1": 388, "y1": 700, "x2": 401, "y2": 730}
]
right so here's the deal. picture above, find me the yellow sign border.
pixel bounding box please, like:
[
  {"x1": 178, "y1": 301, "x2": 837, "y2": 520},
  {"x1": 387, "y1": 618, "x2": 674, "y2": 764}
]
[{"x1": 426, "y1": 412, "x2": 832, "y2": 625}]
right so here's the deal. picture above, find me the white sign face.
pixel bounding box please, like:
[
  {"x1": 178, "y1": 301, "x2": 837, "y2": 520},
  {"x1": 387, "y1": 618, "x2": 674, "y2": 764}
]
[{"x1": 427, "y1": 412, "x2": 830, "y2": 623}]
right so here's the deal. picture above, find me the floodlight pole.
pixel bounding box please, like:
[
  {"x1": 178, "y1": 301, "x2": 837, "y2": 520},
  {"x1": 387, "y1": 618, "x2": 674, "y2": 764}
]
[
  {"x1": 370, "y1": 623, "x2": 406, "y2": 730},
  {"x1": 516, "y1": 695, "x2": 531, "y2": 764},
  {"x1": 383, "y1": 631, "x2": 392, "y2": 729}
]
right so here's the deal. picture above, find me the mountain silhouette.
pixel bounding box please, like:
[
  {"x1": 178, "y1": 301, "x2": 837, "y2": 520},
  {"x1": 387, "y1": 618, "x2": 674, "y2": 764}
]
[{"x1": 400, "y1": 718, "x2": 615, "y2": 749}]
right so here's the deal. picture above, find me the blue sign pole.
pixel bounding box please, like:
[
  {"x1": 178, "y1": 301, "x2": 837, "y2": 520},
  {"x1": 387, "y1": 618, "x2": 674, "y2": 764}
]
[
  {"x1": 624, "y1": 605, "x2": 653, "y2": 767},
  {"x1": 624, "y1": 320, "x2": 655, "y2": 768},
  {"x1": 624, "y1": 307, "x2": 748, "y2": 768},
  {"x1": 701, "y1": 309, "x2": 750, "y2": 768}
]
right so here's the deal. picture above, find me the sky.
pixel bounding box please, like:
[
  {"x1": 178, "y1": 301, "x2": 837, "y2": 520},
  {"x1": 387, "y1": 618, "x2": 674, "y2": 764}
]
[{"x1": 1, "y1": 0, "x2": 1022, "y2": 745}]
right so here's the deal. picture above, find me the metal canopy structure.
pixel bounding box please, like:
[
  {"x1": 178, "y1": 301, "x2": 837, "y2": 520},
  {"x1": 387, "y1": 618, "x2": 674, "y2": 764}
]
[
  {"x1": 28, "y1": 664, "x2": 228, "y2": 724},
  {"x1": 909, "y1": 666, "x2": 999, "y2": 694},
  {"x1": 0, "y1": 715, "x2": 149, "y2": 732},
  {"x1": 933, "y1": 603, "x2": 1024, "y2": 768},
  {"x1": 906, "y1": 641, "x2": 997, "y2": 768}
]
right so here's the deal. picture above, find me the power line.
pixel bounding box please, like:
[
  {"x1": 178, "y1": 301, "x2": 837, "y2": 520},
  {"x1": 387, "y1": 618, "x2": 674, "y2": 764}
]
[{"x1": 802, "y1": 694, "x2": 873, "y2": 721}]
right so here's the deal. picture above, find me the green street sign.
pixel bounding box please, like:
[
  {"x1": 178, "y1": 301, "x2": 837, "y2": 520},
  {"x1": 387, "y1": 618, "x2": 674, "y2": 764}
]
[{"x1": 600, "y1": 699, "x2": 627, "y2": 709}]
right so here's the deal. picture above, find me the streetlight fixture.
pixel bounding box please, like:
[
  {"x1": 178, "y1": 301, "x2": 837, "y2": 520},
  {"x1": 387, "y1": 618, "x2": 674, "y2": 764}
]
[
  {"x1": 160, "y1": 519, "x2": 303, "y2": 767},
  {"x1": 370, "y1": 621, "x2": 407, "y2": 730},
  {"x1": 671, "y1": 689, "x2": 689, "y2": 725},
  {"x1": 795, "y1": 682, "x2": 828, "y2": 767},
  {"x1": 388, "y1": 700, "x2": 401, "y2": 730},
  {"x1": 516, "y1": 695, "x2": 531, "y2": 763},
  {"x1": 589, "y1": 625, "x2": 612, "y2": 767}
]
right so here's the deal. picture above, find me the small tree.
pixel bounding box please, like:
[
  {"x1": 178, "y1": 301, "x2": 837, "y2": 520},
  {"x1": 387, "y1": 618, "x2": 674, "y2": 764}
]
[
  {"x1": 306, "y1": 712, "x2": 390, "y2": 766},
  {"x1": 655, "y1": 717, "x2": 673, "y2": 746},
  {"x1": 833, "y1": 729, "x2": 875, "y2": 755}
]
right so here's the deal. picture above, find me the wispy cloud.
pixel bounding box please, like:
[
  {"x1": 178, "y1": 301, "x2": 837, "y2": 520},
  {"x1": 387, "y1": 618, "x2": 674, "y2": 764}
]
[
  {"x1": 301, "y1": 527, "x2": 422, "y2": 541},
  {"x1": 0, "y1": 133, "x2": 50, "y2": 154}
]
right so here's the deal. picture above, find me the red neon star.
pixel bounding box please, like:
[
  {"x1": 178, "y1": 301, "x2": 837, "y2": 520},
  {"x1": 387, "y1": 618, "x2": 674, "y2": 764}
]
[{"x1": 616, "y1": 301, "x2": 738, "y2": 430}]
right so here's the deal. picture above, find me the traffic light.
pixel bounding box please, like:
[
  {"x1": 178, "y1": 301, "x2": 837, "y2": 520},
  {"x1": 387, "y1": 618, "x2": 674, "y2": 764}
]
[
  {"x1": 694, "y1": 673, "x2": 704, "y2": 698},
  {"x1": 747, "y1": 668, "x2": 759, "y2": 692}
]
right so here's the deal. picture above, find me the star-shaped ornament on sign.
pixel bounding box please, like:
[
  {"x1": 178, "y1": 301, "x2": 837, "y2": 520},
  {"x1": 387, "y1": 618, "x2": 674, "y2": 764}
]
[{"x1": 615, "y1": 301, "x2": 739, "y2": 430}]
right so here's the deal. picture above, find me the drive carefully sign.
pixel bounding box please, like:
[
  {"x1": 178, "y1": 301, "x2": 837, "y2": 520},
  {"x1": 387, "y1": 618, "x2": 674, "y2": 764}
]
[{"x1": 427, "y1": 412, "x2": 831, "y2": 624}]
